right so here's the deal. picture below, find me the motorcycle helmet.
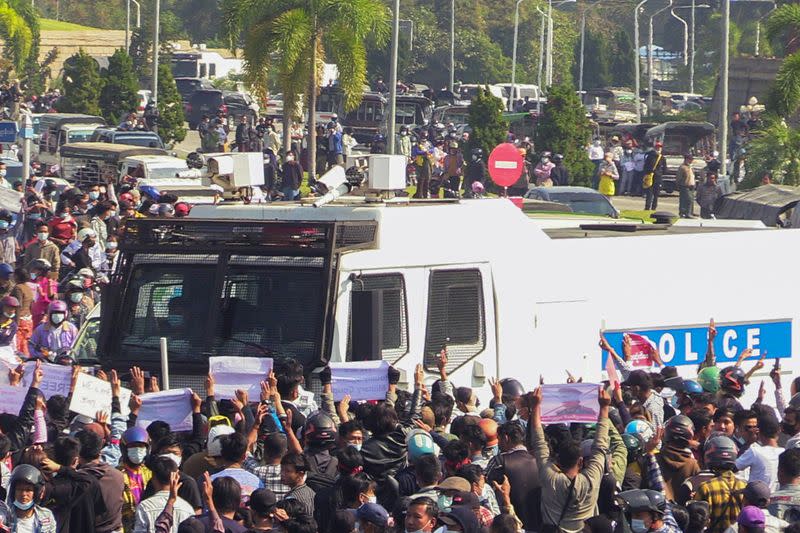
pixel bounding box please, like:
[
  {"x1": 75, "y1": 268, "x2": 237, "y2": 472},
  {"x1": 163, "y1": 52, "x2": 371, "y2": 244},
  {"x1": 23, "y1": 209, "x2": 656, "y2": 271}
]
[
  {"x1": 471, "y1": 148, "x2": 483, "y2": 161},
  {"x1": 47, "y1": 300, "x2": 67, "y2": 314},
  {"x1": 0, "y1": 263, "x2": 12, "y2": 279},
  {"x1": 622, "y1": 432, "x2": 644, "y2": 462},
  {"x1": 448, "y1": 141, "x2": 459, "y2": 150},
  {"x1": 500, "y1": 378, "x2": 525, "y2": 401},
  {"x1": 471, "y1": 181, "x2": 485, "y2": 194},
  {"x1": 720, "y1": 366, "x2": 746, "y2": 395},
  {"x1": 704, "y1": 435, "x2": 738, "y2": 470},
  {"x1": 697, "y1": 366, "x2": 721, "y2": 393},
  {"x1": 683, "y1": 379, "x2": 703, "y2": 395},
  {"x1": 553, "y1": 154, "x2": 564, "y2": 162},
  {"x1": 664, "y1": 415, "x2": 694, "y2": 446},
  {"x1": 406, "y1": 429, "x2": 435, "y2": 463},
  {"x1": 29, "y1": 258, "x2": 52, "y2": 273},
  {"x1": 625, "y1": 419, "x2": 655, "y2": 444},
  {"x1": 304, "y1": 412, "x2": 337, "y2": 445},
  {"x1": 617, "y1": 489, "x2": 667, "y2": 517},
  {"x1": 1, "y1": 296, "x2": 19, "y2": 308},
  {"x1": 8, "y1": 464, "x2": 46, "y2": 505},
  {"x1": 122, "y1": 426, "x2": 150, "y2": 447},
  {"x1": 186, "y1": 152, "x2": 205, "y2": 169}
]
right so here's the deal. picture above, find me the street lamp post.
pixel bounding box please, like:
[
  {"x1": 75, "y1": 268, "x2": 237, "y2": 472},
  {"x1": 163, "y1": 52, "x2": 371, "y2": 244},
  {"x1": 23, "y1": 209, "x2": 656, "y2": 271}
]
[
  {"x1": 536, "y1": 7, "x2": 546, "y2": 112},
  {"x1": 672, "y1": 4, "x2": 710, "y2": 93},
  {"x1": 546, "y1": 0, "x2": 553, "y2": 86},
  {"x1": 510, "y1": 0, "x2": 527, "y2": 111},
  {"x1": 755, "y1": 2, "x2": 776, "y2": 56},
  {"x1": 720, "y1": 0, "x2": 730, "y2": 183},
  {"x1": 152, "y1": 0, "x2": 161, "y2": 105},
  {"x1": 450, "y1": 0, "x2": 455, "y2": 93},
  {"x1": 387, "y1": 0, "x2": 400, "y2": 154},
  {"x1": 126, "y1": 0, "x2": 142, "y2": 51},
  {"x1": 634, "y1": 0, "x2": 648, "y2": 122},
  {"x1": 647, "y1": 0, "x2": 673, "y2": 114}
]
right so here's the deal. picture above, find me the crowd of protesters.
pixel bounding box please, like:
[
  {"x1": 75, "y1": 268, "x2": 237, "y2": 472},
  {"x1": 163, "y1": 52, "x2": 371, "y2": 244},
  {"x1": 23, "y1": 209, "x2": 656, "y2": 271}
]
[{"x1": 0, "y1": 313, "x2": 797, "y2": 533}]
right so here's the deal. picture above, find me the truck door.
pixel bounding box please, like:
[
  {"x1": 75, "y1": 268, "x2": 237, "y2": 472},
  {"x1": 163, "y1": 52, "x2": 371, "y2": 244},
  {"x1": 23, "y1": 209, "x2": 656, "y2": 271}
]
[{"x1": 533, "y1": 299, "x2": 598, "y2": 383}]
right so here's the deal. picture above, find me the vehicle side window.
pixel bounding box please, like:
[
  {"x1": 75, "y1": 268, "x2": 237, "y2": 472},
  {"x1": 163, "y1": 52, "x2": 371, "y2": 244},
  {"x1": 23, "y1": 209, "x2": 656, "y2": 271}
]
[
  {"x1": 347, "y1": 274, "x2": 408, "y2": 363},
  {"x1": 423, "y1": 269, "x2": 485, "y2": 372},
  {"x1": 209, "y1": 64, "x2": 216, "y2": 77}
]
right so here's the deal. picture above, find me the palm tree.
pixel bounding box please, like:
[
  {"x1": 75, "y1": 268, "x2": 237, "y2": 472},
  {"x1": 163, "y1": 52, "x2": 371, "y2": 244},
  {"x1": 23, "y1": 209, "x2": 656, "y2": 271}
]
[
  {"x1": 222, "y1": 0, "x2": 390, "y2": 180},
  {"x1": 0, "y1": 0, "x2": 36, "y2": 73},
  {"x1": 766, "y1": 5, "x2": 800, "y2": 116}
]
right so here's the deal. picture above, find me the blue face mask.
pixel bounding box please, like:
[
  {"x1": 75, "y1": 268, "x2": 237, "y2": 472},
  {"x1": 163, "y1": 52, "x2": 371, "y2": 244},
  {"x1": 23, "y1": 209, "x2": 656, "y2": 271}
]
[
  {"x1": 88, "y1": 191, "x2": 100, "y2": 200},
  {"x1": 167, "y1": 315, "x2": 184, "y2": 327},
  {"x1": 13, "y1": 499, "x2": 34, "y2": 510},
  {"x1": 631, "y1": 519, "x2": 649, "y2": 533},
  {"x1": 28, "y1": 213, "x2": 41, "y2": 220},
  {"x1": 0, "y1": 221, "x2": 8, "y2": 230}
]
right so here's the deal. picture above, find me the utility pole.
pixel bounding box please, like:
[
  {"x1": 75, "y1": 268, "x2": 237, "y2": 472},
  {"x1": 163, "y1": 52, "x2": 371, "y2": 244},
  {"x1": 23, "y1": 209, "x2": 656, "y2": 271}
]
[
  {"x1": 546, "y1": 0, "x2": 553, "y2": 86},
  {"x1": 387, "y1": 0, "x2": 400, "y2": 154},
  {"x1": 648, "y1": 0, "x2": 672, "y2": 115},
  {"x1": 634, "y1": 0, "x2": 648, "y2": 122},
  {"x1": 579, "y1": 9, "x2": 586, "y2": 94},
  {"x1": 690, "y1": 0, "x2": 695, "y2": 92},
  {"x1": 152, "y1": 0, "x2": 161, "y2": 104},
  {"x1": 450, "y1": 0, "x2": 455, "y2": 93},
  {"x1": 510, "y1": 0, "x2": 526, "y2": 111},
  {"x1": 536, "y1": 7, "x2": 546, "y2": 113},
  {"x1": 126, "y1": 0, "x2": 130, "y2": 52},
  {"x1": 720, "y1": 0, "x2": 730, "y2": 186}
]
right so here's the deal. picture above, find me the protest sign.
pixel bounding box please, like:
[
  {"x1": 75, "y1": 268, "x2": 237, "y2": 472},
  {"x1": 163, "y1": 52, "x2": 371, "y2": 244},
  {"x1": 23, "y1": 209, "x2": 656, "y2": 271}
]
[
  {"x1": 605, "y1": 355, "x2": 619, "y2": 389},
  {"x1": 69, "y1": 372, "x2": 132, "y2": 418},
  {"x1": 209, "y1": 356, "x2": 273, "y2": 400},
  {"x1": 0, "y1": 347, "x2": 20, "y2": 386},
  {"x1": 628, "y1": 333, "x2": 656, "y2": 367},
  {"x1": 540, "y1": 383, "x2": 599, "y2": 425},
  {"x1": 136, "y1": 388, "x2": 193, "y2": 432},
  {"x1": 329, "y1": 360, "x2": 389, "y2": 401},
  {"x1": 22, "y1": 361, "x2": 72, "y2": 399},
  {"x1": 0, "y1": 385, "x2": 27, "y2": 414}
]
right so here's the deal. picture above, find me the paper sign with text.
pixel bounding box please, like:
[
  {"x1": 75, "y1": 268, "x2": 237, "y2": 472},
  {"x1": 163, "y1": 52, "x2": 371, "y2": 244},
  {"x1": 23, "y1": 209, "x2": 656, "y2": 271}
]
[
  {"x1": 22, "y1": 361, "x2": 72, "y2": 399},
  {"x1": 0, "y1": 385, "x2": 27, "y2": 414},
  {"x1": 136, "y1": 388, "x2": 193, "y2": 432},
  {"x1": 330, "y1": 360, "x2": 389, "y2": 402},
  {"x1": 69, "y1": 372, "x2": 132, "y2": 418},
  {"x1": 0, "y1": 347, "x2": 20, "y2": 386},
  {"x1": 540, "y1": 383, "x2": 599, "y2": 425},
  {"x1": 209, "y1": 356, "x2": 273, "y2": 400},
  {"x1": 628, "y1": 333, "x2": 656, "y2": 367}
]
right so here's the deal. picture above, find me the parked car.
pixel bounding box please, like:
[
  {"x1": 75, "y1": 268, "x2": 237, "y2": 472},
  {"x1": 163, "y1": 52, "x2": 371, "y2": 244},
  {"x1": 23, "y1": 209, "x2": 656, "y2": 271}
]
[
  {"x1": 175, "y1": 77, "x2": 215, "y2": 105},
  {"x1": 90, "y1": 128, "x2": 166, "y2": 149},
  {"x1": 523, "y1": 186, "x2": 620, "y2": 218},
  {"x1": 186, "y1": 89, "x2": 258, "y2": 129}
]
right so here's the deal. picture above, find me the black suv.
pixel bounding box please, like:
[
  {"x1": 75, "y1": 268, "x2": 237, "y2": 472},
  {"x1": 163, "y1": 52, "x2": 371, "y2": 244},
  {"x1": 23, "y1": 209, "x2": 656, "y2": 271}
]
[
  {"x1": 175, "y1": 77, "x2": 215, "y2": 106},
  {"x1": 186, "y1": 90, "x2": 258, "y2": 129}
]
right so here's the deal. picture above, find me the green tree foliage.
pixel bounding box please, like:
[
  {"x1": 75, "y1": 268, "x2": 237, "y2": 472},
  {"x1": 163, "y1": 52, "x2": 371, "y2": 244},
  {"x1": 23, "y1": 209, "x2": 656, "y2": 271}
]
[
  {"x1": 765, "y1": 6, "x2": 800, "y2": 117},
  {"x1": 100, "y1": 49, "x2": 139, "y2": 125},
  {"x1": 572, "y1": 28, "x2": 610, "y2": 90},
  {"x1": 467, "y1": 86, "x2": 507, "y2": 160},
  {"x1": 534, "y1": 83, "x2": 593, "y2": 186},
  {"x1": 155, "y1": 63, "x2": 186, "y2": 144},
  {"x1": 742, "y1": 117, "x2": 800, "y2": 188},
  {"x1": 0, "y1": 0, "x2": 35, "y2": 73},
  {"x1": 766, "y1": 3, "x2": 800, "y2": 57},
  {"x1": 57, "y1": 49, "x2": 102, "y2": 115},
  {"x1": 610, "y1": 30, "x2": 635, "y2": 89},
  {"x1": 222, "y1": 0, "x2": 390, "y2": 176}
]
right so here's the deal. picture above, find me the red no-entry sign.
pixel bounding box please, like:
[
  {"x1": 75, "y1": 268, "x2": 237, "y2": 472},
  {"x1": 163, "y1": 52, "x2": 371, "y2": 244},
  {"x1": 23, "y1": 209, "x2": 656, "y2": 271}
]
[{"x1": 488, "y1": 143, "x2": 524, "y2": 187}]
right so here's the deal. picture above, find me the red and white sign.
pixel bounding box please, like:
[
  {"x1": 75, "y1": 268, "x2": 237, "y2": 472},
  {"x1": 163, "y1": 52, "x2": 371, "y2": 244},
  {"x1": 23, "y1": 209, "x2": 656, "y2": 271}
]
[
  {"x1": 628, "y1": 333, "x2": 656, "y2": 367},
  {"x1": 488, "y1": 143, "x2": 524, "y2": 187}
]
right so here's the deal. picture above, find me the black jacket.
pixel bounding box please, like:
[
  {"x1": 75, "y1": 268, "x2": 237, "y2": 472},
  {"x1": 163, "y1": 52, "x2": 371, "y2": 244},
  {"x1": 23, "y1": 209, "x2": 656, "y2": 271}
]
[
  {"x1": 44, "y1": 466, "x2": 106, "y2": 533},
  {"x1": 361, "y1": 389, "x2": 423, "y2": 480},
  {"x1": 644, "y1": 150, "x2": 667, "y2": 181},
  {"x1": 550, "y1": 165, "x2": 570, "y2": 186}
]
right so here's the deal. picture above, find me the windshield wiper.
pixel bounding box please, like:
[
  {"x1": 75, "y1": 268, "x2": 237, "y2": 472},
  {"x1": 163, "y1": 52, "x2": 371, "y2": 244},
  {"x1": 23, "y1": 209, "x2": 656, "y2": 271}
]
[{"x1": 221, "y1": 338, "x2": 276, "y2": 356}]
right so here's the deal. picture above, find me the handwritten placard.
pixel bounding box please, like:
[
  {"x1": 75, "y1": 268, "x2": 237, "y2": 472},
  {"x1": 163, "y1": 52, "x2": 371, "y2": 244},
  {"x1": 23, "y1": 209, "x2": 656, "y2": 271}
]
[
  {"x1": 69, "y1": 372, "x2": 132, "y2": 418},
  {"x1": 329, "y1": 360, "x2": 389, "y2": 402},
  {"x1": 136, "y1": 388, "x2": 193, "y2": 432},
  {"x1": 209, "y1": 356, "x2": 273, "y2": 400},
  {"x1": 22, "y1": 361, "x2": 72, "y2": 399},
  {"x1": 540, "y1": 383, "x2": 599, "y2": 425},
  {"x1": 0, "y1": 385, "x2": 28, "y2": 414}
]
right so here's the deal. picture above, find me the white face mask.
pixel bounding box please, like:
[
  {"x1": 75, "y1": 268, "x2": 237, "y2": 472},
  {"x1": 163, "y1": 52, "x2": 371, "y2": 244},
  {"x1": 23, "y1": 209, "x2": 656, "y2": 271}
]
[
  {"x1": 160, "y1": 453, "x2": 182, "y2": 468},
  {"x1": 127, "y1": 447, "x2": 148, "y2": 465},
  {"x1": 0, "y1": 170, "x2": 6, "y2": 178},
  {"x1": 50, "y1": 313, "x2": 66, "y2": 325}
]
